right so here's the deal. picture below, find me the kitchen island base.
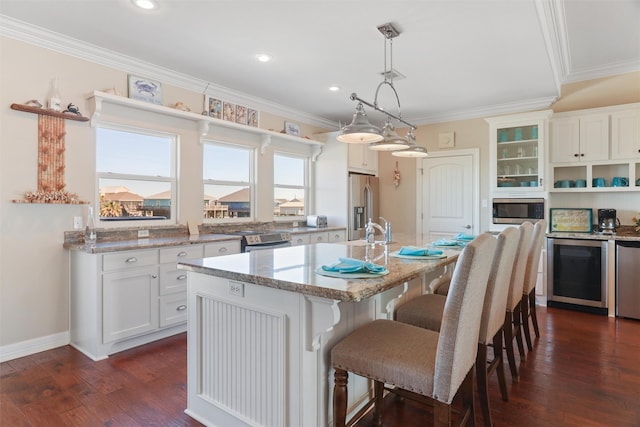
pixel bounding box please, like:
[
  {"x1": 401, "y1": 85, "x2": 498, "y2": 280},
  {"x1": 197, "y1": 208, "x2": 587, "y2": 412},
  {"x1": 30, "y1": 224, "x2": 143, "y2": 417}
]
[{"x1": 185, "y1": 269, "x2": 444, "y2": 426}]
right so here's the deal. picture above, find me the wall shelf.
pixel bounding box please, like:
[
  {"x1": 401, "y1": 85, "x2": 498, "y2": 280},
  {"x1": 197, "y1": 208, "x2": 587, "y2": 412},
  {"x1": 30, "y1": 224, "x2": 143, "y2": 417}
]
[
  {"x1": 87, "y1": 91, "x2": 324, "y2": 160},
  {"x1": 10, "y1": 103, "x2": 90, "y2": 122}
]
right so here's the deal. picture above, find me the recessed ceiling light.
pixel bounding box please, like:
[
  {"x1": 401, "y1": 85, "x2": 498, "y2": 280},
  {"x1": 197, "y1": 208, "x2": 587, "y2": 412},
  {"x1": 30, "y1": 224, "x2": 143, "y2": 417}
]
[
  {"x1": 131, "y1": 0, "x2": 158, "y2": 10},
  {"x1": 255, "y1": 53, "x2": 272, "y2": 63},
  {"x1": 329, "y1": 85, "x2": 341, "y2": 92}
]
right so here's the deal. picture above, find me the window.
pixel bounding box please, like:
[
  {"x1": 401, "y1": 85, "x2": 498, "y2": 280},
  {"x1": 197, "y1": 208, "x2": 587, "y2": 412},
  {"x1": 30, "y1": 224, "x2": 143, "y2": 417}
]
[
  {"x1": 274, "y1": 153, "x2": 307, "y2": 218},
  {"x1": 203, "y1": 141, "x2": 254, "y2": 220},
  {"x1": 96, "y1": 125, "x2": 176, "y2": 224}
]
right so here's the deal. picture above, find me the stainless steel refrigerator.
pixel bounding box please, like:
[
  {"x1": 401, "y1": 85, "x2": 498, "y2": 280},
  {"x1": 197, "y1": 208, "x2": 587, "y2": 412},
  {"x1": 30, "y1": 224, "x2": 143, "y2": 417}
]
[{"x1": 348, "y1": 173, "x2": 379, "y2": 241}]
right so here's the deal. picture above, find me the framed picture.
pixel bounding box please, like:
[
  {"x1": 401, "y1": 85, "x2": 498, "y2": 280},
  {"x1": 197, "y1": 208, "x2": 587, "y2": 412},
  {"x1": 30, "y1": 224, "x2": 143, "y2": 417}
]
[
  {"x1": 235, "y1": 105, "x2": 247, "y2": 125},
  {"x1": 205, "y1": 96, "x2": 222, "y2": 119},
  {"x1": 127, "y1": 75, "x2": 162, "y2": 105},
  {"x1": 223, "y1": 102, "x2": 236, "y2": 122},
  {"x1": 550, "y1": 208, "x2": 593, "y2": 233},
  {"x1": 247, "y1": 108, "x2": 259, "y2": 127},
  {"x1": 284, "y1": 121, "x2": 300, "y2": 136}
]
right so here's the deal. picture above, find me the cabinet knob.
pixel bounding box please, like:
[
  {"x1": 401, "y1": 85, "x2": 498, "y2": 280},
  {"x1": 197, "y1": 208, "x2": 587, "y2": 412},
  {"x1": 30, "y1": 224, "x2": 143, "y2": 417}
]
[
  {"x1": 177, "y1": 251, "x2": 188, "y2": 257},
  {"x1": 580, "y1": 153, "x2": 585, "y2": 157},
  {"x1": 176, "y1": 305, "x2": 187, "y2": 311},
  {"x1": 151, "y1": 274, "x2": 158, "y2": 279},
  {"x1": 219, "y1": 247, "x2": 227, "y2": 253},
  {"x1": 573, "y1": 153, "x2": 579, "y2": 157},
  {"x1": 177, "y1": 274, "x2": 187, "y2": 280},
  {"x1": 125, "y1": 257, "x2": 137, "y2": 263}
]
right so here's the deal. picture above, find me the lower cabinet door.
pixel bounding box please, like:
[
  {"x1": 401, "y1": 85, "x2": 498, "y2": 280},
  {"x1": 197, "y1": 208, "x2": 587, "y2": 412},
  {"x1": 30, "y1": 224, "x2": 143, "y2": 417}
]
[
  {"x1": 160, "y1": 293, "x2": 188, "y2": 327},
  {"x1": 102, "y1": 266, "x2": 159, "y2": 343}
]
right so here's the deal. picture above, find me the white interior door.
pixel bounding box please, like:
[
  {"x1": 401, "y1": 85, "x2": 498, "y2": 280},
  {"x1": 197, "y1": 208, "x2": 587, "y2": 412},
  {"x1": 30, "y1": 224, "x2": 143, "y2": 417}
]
[{"x1": 418, "y1": 150, "x2": 478, "y2": 244}]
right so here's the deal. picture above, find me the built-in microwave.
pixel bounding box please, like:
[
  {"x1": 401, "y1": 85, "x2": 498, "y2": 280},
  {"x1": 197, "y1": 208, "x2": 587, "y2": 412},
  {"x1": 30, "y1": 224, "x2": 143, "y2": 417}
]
[{"x1": 492, "y1": 198, "x2": 545, "y2": 225}]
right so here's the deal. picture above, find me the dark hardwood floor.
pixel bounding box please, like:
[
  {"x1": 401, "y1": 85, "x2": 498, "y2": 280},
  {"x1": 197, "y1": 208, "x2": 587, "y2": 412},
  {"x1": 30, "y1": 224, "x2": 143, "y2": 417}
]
[{"x1": 2, "y1": 306, "x2": 640, "y2": 426}]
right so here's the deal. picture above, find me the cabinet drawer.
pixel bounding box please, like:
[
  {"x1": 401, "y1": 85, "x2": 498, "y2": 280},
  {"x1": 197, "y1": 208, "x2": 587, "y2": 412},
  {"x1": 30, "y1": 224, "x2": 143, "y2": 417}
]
[
  {"x1": 159, "y1": 263, "x2": 188, "y2": 295},
  {"x1": 328, "y1": 230, "x2": 346, "y2": 242},
  {"x1": 204, "y1": 240, "x2": 240, "y2": 257},
  {"x1": 103, "y1": 250, "x2": 158, "y2": 272},
  {"x1": 291, "y1": 234, "x2": 310, "y2": 246},
  {"x1": 159, "y1": 293, "x2": 188, "y2": 327},
  {"x1": 159, "y1": 245, "x2": 203, "y2": 264},
  {"x1": 308, "y1": 232, "x2": 330, "y2": 243}
]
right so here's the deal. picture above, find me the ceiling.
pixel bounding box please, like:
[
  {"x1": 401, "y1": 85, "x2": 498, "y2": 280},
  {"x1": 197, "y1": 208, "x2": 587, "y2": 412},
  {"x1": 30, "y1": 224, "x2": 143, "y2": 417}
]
[{"x1": 1, "y1": 0, "x2": 639, "y2": 128}]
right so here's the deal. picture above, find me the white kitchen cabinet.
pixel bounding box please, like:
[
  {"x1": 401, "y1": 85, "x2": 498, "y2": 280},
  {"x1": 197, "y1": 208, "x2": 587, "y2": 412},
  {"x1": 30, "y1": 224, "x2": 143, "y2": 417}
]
[
  {"x1": 549, "y1": 104, "x2": 640, "y2": 193},
  {"x1": 348, "y1": 143, "x2": 378, "y2": 175},
  {"x1": 159, "y1": 245, "x2": 203, "y2": 295},
  {"x1": 204, "y1": 240, "x2": 240, "y2": 257},
  {"x1": 550, "y1": 114, "x2": 609, "y2": 164},
  {"x1": 291, "y1": 233, "x2": 310, "y2": 246},
  {"x1": 611, "y1": 108, "x2": 640, "y2": 160},
  {"x1": 70, "y1": 239, "x2": 239, "y2": 360},
  {"x1": 103, "y1": 264, "x2": 159, "y2": 343},
  {"x1": 328, "y1": 229, "x2": 347, "y2": 242},
  {"x1": 487, "y1": 110, "x2": 552, "y2": 192}
]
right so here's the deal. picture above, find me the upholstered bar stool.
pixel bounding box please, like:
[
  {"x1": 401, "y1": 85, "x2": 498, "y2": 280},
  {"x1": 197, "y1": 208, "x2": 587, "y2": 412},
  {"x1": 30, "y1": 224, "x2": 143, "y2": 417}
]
[
  {"x1": 331, "y1": 234, "x2": 497, "y2": 427},
  {"x1": 522, "y1": 219, "x2": 547, "y2": 351},
  {"x1": 503, "y1": 222, "x2": 533, "y2": 382},
  {"x1": 395, "y1": 228, "x2": 519, "y2": 427}
]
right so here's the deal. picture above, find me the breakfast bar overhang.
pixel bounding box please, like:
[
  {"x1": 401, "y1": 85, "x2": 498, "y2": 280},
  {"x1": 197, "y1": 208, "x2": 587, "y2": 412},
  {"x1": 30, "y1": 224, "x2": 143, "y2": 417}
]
[{"x1": 178, "y1": 241, "x2": 459, "y2": 427}]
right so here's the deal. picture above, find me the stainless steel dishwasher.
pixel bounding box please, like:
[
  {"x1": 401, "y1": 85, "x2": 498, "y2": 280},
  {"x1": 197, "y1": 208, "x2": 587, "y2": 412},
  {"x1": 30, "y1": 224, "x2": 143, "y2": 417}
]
[{"x1": 616, "y1": 241, "x2": 640, "y2": 320}]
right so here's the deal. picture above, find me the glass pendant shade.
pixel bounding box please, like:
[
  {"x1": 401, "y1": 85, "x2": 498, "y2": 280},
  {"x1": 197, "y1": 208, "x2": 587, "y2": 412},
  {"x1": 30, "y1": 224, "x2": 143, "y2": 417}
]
[
  {"x1": 337, "y1": 102, "x2": 383, "y2": 143},
  {"x1": 392, "y1": 130, "x2": 428, "y2": 158},
  {"x1": 368, "y1": 120, "x2": 411, "y2": 151}
]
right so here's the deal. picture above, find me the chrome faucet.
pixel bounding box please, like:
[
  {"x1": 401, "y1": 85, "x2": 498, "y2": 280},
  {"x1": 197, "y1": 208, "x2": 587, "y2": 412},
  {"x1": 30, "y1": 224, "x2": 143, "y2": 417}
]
[
  {"x1": 366, "y1": 217, "x2": 392, "y2": 244},
  {"x1": 379, "y1": 217, "x2": 392, "y2": 244}
]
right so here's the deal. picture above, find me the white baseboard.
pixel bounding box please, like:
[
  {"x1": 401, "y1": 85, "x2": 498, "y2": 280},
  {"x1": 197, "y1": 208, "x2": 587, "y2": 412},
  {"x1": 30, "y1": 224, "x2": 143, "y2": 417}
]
[{"x1": 0, "y1": 332, "x2": 70, "y2": 363}]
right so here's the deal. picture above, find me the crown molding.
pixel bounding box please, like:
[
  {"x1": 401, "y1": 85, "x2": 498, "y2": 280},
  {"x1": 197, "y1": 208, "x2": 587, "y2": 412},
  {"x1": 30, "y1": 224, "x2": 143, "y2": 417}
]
[
  {"x1": 409, "y1": 95, "x2": 558, "y2": 126},
  {"x1": 0, "y1": 15, "x2": 337, "y2": 129}
]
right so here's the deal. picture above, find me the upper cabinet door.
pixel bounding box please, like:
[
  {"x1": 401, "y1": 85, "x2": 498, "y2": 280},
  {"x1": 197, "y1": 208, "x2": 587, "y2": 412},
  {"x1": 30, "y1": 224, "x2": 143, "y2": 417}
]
[
  {"x1": 348, "y1": 143, "x2": 378, "y2": 175},
  {"x1": 550, "y1": 117, "x2": 580, "y2": 163},
  {"x1": 550, "y1": 114, "x2": 609, "y2": 163},
  {"x1": 610, "y1": 108, "x2": 640, "y2": 160},
  {"x1": 579, "y1": 114, "x2": 609, "y2": 162}
]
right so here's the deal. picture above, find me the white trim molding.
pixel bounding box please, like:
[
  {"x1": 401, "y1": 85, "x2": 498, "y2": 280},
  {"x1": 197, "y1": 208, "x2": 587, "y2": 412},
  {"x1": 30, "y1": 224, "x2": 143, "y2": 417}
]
[{"x1": 0, "y1": 331, "x2": 70, "y2": 363}]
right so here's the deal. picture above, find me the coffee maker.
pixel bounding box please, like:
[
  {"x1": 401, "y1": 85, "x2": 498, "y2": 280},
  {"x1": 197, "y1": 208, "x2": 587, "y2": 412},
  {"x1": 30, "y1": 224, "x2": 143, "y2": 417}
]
[{"x1": 598, "y1": 209, "x2": 620, "y2": 234}]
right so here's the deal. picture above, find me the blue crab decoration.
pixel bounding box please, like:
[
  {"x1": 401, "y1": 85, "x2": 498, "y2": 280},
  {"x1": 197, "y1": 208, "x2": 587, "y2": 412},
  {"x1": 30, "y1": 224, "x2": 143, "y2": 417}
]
[
  {"x1": 134, "y1": 80, "x2": 158, "y2": 97},
  {"x1": 63, "y1": 103, "x2": 81, "y2": 116}
]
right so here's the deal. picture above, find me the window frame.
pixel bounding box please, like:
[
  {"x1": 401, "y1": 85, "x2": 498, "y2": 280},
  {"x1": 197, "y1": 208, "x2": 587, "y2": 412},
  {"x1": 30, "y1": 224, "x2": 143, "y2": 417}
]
[
  {"x1": 202, "y1": 139, "x2": 256, "y2": 223},
  {"x1": 273, "y1": 151, "x2": 309, "y2": 222},
  {"x1": 95, "y1": 123, "x2": 178, "y2": 227}
]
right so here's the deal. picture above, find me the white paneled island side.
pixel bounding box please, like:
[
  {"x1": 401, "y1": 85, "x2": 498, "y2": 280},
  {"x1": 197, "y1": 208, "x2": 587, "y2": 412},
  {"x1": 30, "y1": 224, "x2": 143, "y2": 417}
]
[{"x1": 177, "y1": 240, "x2": 460, "y2": 427}]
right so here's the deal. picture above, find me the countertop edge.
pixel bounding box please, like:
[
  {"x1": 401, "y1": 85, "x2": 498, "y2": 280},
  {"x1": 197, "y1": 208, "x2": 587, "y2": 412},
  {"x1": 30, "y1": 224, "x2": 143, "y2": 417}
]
[
  {"x1": 63, "y1": 234, "x2": 242, "y2": 254},
  {"x1": 178, "y1": 253, "x2": 457, "y2": 302}
]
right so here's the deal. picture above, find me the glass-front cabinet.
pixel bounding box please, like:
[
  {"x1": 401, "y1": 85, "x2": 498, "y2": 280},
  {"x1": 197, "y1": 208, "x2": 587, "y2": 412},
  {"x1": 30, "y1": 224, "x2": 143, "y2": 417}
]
[{"x1": 486, "y1": 110, "x2": 553, "y2": 193}]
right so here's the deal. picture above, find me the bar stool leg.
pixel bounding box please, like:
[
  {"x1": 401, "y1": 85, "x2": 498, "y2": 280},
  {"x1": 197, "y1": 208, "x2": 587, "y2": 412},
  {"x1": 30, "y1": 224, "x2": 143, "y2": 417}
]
[{"x1": 333, "y1": 369, "x2": 348, "y2": 427}]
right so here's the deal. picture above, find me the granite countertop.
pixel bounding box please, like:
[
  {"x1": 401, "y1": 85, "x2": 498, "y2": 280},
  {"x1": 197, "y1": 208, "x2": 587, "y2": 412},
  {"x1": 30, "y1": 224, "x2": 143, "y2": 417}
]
[
  {"x1": 177, "y1": 240, "x2": 460, "y2": 302},
  {"x1": 547, "y1": 225, "x2": 640, "y2": 241},
  {"x1": 63, "y1": 233, "x2": 242, "y2": 254},
  {"x1": 62, "y1": 225, "x2": 346, "y2": 254}
]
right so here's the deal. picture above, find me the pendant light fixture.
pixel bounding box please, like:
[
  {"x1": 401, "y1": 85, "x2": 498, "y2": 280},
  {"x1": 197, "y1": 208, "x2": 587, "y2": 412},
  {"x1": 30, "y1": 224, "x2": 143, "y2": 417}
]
[
  {"x1": 392, "y1": 128, "x2": 428, "y2": 158},
  {"x1": 338, "y1": 22, "x2": 419, "y2": 155}
]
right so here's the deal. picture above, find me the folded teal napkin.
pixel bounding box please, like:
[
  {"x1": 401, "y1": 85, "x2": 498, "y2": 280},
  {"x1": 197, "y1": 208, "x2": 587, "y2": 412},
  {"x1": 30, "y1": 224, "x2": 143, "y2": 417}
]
[
  {"x1": 321, "y1": 258, "x2": 386, "y2": 274},
  {"x1": 398, "y1": 246, "x2": 443, "y2": 256},
  {"x1": 432, "y1": 239, "x2": 461, "y2": 246},
  {"x1": 454, "y1": 233, "x2": 475, "y2": 241}
]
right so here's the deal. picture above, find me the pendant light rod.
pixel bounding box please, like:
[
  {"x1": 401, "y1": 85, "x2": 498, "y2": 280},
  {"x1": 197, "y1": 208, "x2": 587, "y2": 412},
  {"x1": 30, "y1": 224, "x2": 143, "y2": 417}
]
[{"x1": 349, "y1": 92, "x2": 416, "y2": 131}]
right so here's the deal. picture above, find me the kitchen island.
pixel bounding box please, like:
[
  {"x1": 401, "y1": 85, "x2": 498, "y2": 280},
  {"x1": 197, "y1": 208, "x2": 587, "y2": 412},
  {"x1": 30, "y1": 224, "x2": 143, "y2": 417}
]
[{"x1": 177, "y1": 240, "x2": 459, "y2": 427}]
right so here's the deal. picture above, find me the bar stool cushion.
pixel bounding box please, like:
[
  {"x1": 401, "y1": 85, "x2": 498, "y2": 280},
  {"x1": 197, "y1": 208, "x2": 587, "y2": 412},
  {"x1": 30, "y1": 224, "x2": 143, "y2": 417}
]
[{"x1": 332, "y1": 319, "x2": 439, "y2": 396}]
